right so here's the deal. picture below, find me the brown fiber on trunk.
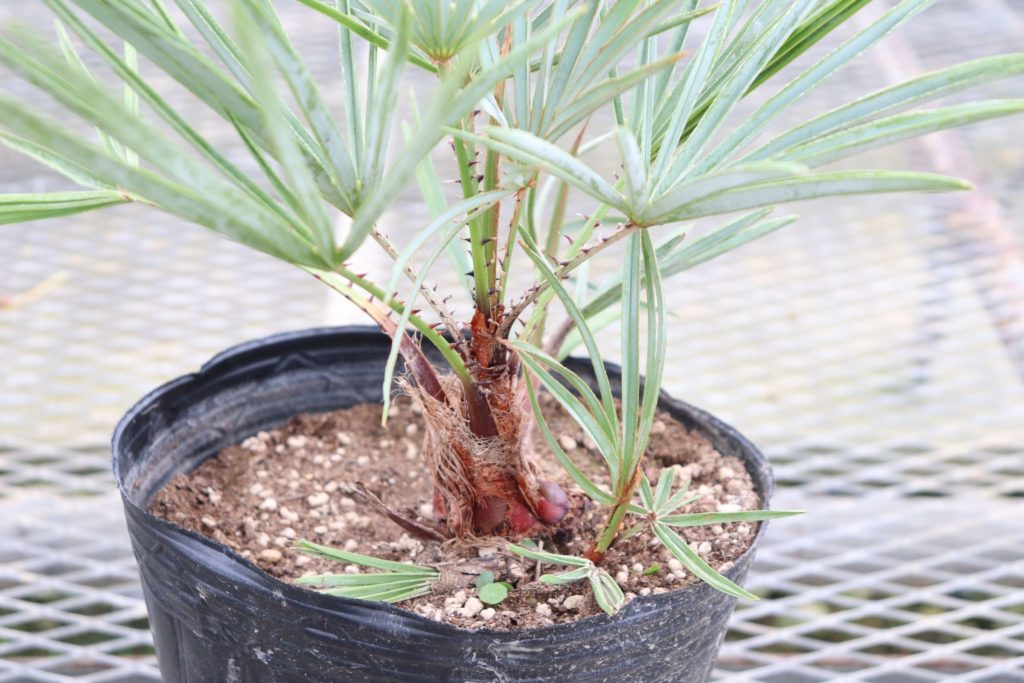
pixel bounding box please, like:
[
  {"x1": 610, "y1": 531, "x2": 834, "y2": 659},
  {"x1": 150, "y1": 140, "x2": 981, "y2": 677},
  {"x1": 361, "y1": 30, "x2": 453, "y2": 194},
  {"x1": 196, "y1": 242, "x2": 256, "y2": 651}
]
[{"x1": 404, "y1": 306, "x2": 568, "y2": 538}]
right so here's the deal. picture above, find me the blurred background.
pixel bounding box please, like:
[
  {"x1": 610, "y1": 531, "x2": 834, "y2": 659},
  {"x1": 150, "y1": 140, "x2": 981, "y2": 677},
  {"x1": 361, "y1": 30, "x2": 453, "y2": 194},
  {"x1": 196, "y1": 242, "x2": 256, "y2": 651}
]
[{"x1": 2, "y1": 0, "x2": 1023, "y2": 681}]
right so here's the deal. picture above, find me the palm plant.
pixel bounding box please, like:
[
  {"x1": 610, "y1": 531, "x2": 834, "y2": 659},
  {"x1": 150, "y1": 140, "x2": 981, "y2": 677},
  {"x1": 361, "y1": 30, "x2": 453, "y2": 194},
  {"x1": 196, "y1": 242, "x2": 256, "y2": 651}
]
[{"x1": 2, "y1": 0, "x2": 1021, "y2": 612}]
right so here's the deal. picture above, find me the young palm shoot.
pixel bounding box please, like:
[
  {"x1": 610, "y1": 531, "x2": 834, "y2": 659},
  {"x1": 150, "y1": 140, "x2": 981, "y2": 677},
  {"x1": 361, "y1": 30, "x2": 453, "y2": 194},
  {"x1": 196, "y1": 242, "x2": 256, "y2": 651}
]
[
  {"x1": 1, "y1": 0, "x2": 1022, "y2": 611},
  {"x1": 509, "y1": 543, "x2": 625, "y2": 616},
  {"x1": 295, "y1": 540, "x2": 439, "y2": 602}
]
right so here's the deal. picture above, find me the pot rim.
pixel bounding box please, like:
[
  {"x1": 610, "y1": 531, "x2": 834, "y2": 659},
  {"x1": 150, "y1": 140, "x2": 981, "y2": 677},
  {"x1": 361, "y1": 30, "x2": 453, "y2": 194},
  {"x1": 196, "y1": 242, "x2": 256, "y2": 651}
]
[{"x1": 112, "y1": 325, "x2": 774, "y2": 636}]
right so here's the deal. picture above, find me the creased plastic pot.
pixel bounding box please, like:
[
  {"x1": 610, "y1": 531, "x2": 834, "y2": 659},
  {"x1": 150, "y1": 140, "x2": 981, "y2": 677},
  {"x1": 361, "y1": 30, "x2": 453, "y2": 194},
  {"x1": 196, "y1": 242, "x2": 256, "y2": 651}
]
[{"x1": 113, "y1": 326, "x2": 773, "y2": 683}]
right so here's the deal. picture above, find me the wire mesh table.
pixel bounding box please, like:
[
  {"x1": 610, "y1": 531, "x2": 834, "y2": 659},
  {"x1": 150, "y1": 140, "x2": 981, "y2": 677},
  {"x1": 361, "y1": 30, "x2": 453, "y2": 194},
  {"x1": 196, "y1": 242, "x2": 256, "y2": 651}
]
[{"x1": 2, "y1": 1, "x2": 1023, "y2": 681}]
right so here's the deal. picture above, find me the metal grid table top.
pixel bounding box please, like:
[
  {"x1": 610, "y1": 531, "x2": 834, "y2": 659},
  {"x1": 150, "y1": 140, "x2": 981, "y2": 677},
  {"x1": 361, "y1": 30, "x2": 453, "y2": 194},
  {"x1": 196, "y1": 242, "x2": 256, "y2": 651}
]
[{"x1": 2, "y1": 1, "x2": 1023, "y2": 681}]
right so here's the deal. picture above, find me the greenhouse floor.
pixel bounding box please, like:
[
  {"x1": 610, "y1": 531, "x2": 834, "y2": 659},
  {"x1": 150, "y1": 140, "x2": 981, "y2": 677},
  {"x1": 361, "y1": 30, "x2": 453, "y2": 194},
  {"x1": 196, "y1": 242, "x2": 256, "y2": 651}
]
[{"x1": 2, "y1": 0, "x2": 1024, "y2": 681}]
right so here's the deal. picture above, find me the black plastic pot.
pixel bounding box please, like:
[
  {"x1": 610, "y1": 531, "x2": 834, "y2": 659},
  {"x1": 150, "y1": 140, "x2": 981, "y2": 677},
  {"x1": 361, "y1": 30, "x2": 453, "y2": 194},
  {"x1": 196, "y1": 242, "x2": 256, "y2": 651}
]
[{"x1": 113, "y1": 326, "x2": 774, "y2": 683}]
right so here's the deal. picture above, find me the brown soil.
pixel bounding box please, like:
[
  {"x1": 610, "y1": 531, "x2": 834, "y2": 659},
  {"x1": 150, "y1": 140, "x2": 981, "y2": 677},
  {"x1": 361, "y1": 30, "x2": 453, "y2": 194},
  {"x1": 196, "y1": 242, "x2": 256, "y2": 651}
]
[{"x1": 151, "y1": 394, "x2": 761, "y2": 631}]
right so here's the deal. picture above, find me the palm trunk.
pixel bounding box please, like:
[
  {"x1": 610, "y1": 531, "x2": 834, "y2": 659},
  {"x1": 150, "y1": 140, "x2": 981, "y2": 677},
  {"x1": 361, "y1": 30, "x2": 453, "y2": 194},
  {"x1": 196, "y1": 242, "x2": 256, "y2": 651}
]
[{"x1": 407, "y1": 308, "x2": 568, "y2": 538}]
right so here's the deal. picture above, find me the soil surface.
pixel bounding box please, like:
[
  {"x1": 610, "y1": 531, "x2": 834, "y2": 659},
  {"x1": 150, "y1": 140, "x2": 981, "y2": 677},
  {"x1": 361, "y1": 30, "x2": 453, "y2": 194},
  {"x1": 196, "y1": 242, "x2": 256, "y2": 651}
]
[{"x1": 151, "y1": 394, "x2": 762, "y2": 630}]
